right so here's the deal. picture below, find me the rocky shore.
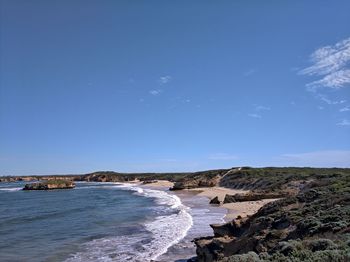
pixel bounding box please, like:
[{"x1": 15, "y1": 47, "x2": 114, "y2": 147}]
[{"x1": 2, "y1": 167, "x2": 350, "y2": 261}]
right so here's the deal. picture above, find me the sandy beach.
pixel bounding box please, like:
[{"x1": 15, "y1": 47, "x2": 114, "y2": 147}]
[
  {"x1": 186, "y1": 186, "x2": 278, "y2": 221},
  {"x1": 187, "y1": 186, "x2": 248, "y2": 202},
  {"x1": 142, "y1": 180, "x2": 278, "y2": 222},
  {"x1": 142, "y1": 180, "x2": 175, "y2": 188}
]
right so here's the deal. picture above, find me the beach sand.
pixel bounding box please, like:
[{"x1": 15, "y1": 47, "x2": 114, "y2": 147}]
[
  {"x1": 222, "y1": 199, "x2": 279, "y2": 221},
  {"x1": 142, "y1": 180, "x2": 174, "y2": 188},
  {"x1": 187, "y1": 186, "x2": 248, "y2": 202},
  {"x1": 143, "y1": 181, "x2": 278, "y2": 222},
  {"x1": 186, "y1": 186, "x2": 279, "y2": 221}
]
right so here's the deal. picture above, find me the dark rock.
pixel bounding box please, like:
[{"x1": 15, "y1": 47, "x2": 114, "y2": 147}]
[
  {"x1": 210, "y1": 196, "x2": 220, "y2": 205},
  {"x1": 142, "y1": 180, "x2": 157, "y2": 184},
  {"x1": 223, "y1": 192, "x2": 286, "y2": 204},
  {"x1": 211, "y1": 221, "x2": 242, "y2": 237}
]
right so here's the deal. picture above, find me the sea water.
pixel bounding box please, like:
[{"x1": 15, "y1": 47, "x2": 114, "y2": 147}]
[{"x1": 0, "y1": 181, "x2": 225, "y2": 262}]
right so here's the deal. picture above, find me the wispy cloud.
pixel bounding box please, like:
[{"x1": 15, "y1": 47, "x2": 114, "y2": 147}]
[
  {"x1": 158, "y1": 75, "x2": 172, "y2": 85},
  {"x1": 208, "y1": 153, "x2": 238, "y2": 160},
  {"x1": 337, "y1": 119, "x2": 350, "y2": 126},
  {"x1": 149, "y1": 75, "x2": 173, "y2": 96},
  {"x1": 255, "y1": 105, "x2": 271, "y2": 111},
  {"x1": 243, "y1": 69, "x2": 256, "y2": 77},
  {"x1": 317, "y1": 94, "x2": 346, "y2": 105},
  {"x1": 248, "y1": 113, "x2": 261, "y2": 118},
  {"x1": 280, "y1": 150, "x2": 350, "y2": 167},
  {"x1": 300, "y1": 37, "x2": 350, "y2": 90},
  {"x1": 340, "y1": 106, "x2": 350, "y2": 112},
  {"x1": 248, "y1": 105, "x2": 270, "y2": 119},
  {"x1": 149, "y1": 89, "x2": 161, "y2": 96}
]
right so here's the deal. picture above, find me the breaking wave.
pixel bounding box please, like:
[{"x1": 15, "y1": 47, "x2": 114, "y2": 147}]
[{"x1": 65, "y1": 183, "x2": 193, "y2": 262}]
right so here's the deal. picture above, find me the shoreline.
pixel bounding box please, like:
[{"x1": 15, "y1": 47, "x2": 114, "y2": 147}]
[
  {"x1": 143, "y1": 180, "x2": 278, "y2": 222},
  {"x1": 141, "y1": 181, "x2": 226, "y2": 262}
]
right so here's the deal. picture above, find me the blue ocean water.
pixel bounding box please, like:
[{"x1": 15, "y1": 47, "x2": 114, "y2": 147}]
[{"x1": 0, "y1": 182, "x2": 194, "y2": 262}]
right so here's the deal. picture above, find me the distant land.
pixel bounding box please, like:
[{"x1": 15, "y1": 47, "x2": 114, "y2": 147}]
[{"x1": 2, "y1": 167, "x2": 350, "y2": 261}]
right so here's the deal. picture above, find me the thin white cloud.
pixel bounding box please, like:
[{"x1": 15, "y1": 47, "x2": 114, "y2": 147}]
[
  {"x1": 337, "y1": 119, "x2": 350, "y2": 126},
  {"x1": 300, "y1": 37, "x2": 350, "y2": 90},
  {"x1": 158, "y1": 75, "x2": 172, "y2": 85},
  {"x1": 149, "y1": 75, "x2": 172, "y2": 96},
  {"x1": 243, "y1": 69, "x2": 256, "y2": 77},
  {"x1": 255, "y1": 105, "x2": 271, "y2": 111},
  {"x1": 340, "y1": 106, "x2": 350, "y2": 112},
  {"x1": 307, "y1": 69, "x2": 350, "y2": 89},
  {"x1": 317, "y1": 94, "x2": 346, "y2": 105},
  {"x1": 249, "y1": 105, "x2": 270, "y2": 119},
  {"x1": 208, "y1": 153, "x2": 238, "y2": 160},
  {"x1": 248, "y1": 113, "x2": 261, "y2": 118},
  {"x1": 281, "y1": 150, "x2": 350, "y2": 167},
  {"x1": 149, "y1": 89, "x2": 161, "y2": 95}
]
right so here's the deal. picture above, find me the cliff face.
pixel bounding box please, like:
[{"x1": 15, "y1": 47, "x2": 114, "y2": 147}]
[{"x1": 23, "y1": 180, "x2": 75, "y2": 190}]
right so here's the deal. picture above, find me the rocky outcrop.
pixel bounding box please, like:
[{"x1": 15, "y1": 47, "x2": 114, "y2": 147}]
[
  {"x1": 210, "y1": 196, "x2": 221, "y2": 205},
  {"x1": 170, "y1": 176, "x2": 221, "y2": 190},
  {"x1": 210, "y1": 221, "x2": 242, "y2": 238},
  {"x1": 142, "y1": 180, "x2": 157, "y2": 184},
  {"x1": 223, "y1": 192, "x2": 287, "y2": 203},
  {"x1": 23, "y1": 180, "x2": 75, "y2": 190}
]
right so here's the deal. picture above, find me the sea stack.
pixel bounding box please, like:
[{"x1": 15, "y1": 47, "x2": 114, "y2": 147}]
[{"x1": 23, "y1": 180, "x2": 75, "y2": 190}]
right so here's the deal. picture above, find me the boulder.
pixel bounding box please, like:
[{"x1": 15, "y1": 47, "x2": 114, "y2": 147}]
[
  {"x1": 210, "y1": 196, "x2": 221, "y2": 205},
  {"x1": 211, "y1": 221, "x2": 241, "y2": 237}
]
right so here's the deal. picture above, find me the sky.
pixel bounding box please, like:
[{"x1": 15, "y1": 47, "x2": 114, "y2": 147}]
[{"x1": 1, "y1": 1, "x2": 350, "y2": 175}]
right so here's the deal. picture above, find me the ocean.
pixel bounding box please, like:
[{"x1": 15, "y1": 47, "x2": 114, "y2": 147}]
[{"x1": 0, "y1": 181, "x2": 226, "y2": 262}]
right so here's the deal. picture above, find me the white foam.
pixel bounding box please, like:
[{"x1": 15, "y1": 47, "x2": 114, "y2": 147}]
[
  {"x1": 0, "y1": 187, "x2": 22, "y2": 192},
  {"x1": 65, "y1": 183, "x2": 193, "y2": 262}
]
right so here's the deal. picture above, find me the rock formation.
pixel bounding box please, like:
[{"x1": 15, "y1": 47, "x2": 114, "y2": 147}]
[
  {"x1": 223, "y1": 192, "x2": 287, "y2": 203},
  {"x1": 23, "y1": 180, "x2": 75, "y2": 190},
  {"x1": 209, "y1": 196, "x2": 221, "y2": 205}
]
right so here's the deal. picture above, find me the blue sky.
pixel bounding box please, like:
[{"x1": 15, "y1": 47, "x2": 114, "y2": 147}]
[{"x1": 1, "y1": 1, "x2": 350, "y2": 175}]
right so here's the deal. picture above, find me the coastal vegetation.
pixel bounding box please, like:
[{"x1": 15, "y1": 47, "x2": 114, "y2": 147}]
[{"x1": 194, "y1": 167, "x2": 350, "y2": 262}]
